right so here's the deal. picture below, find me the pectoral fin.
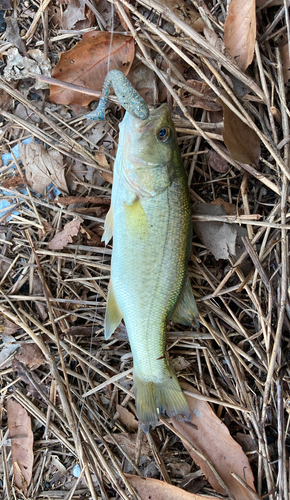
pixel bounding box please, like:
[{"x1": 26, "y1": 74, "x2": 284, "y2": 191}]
[
  {"x1": 102, "y1": 206, "x2": 113, "y2": 245},
  {"x1": 170, "y1": 276, "x2": 199, "y2": 327},
  {"x1": 104, "y1": 284, "x2": 123, "y2": 340}
]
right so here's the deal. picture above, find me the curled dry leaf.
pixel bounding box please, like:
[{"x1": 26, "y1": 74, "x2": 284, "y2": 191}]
[
  {"x1": 125, "y1": 474, "x2": 215, "y2": 500},
  {"x1": 4, "y1": 48, "x2": 51, "y2": 89},
  {"x1": 171, "y1": 382, "x2": 256, "y2": 499},
  {"x1": 116, "y1": 404, "x2": 139, "y2": 432},
  {"x1": 50, "y1": 32, "x2": 135, "y2": 106},
  {"x1": 15, "y1": 343, "x2": 45, "y2": 370},
  {"x1": 3, "y1": 318, "x2": 21, "y2": 336},
  {"x1": 220, "y1": 97, "x2": 260, "y2": 167},
  {"x1": 192, "y1": 203, "x2": 237, "y2": 260},
  {"x1": 48, "y1": 219, "x2": 81, "y2": 250},
  {"x1": 5, "y1": 17, "x2": 26, "y2": 55},
  {"x1": 182, "y1": 80, "x2": 222, "y2": 112},
  {"x1": 211, "y1": 197, "x2": 239, "y2": 216},
  {"x1": 104, "y1": 432, "x2": 151, "y2": 459},
  {"x1": 7, "y1": 399, "x2": 34, "y2": 493},
  {"x1": 224, "y1": 0, "x2": 256, "y2": 72},
  {"x1": 20, "y1": 142, "x2": 68, "y2": 194},
  {"x1": 61, "y1": 0, "x2": 86, "y2": 30},
  {"x1": 207, "y1": 150, "x2": 229, "y2": 173}
]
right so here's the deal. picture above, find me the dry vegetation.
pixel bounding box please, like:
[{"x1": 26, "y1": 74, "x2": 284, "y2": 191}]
[{"x1": 0, "y1": 0, "x2": 290, "y2": 499}]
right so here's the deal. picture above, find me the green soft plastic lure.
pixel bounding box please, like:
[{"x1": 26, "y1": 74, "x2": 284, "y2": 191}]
[{"x1": 89, "y1": 70, "x2": 198, "y2": 432}]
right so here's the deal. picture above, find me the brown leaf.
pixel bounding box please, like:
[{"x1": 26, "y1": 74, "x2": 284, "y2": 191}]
[
  {"x1": 171, "y1": 382, "x2": 256, "y2": 499},
  {"x1": 183, "y1": 80, "x2": 222, "y2": 112},
  {"x1": 5, "y1": 17, "x2": 26, "y2": 55},
  {"x1": 100, "y1": 170, "x2": 113, "y2": 184},
  {"x1": 168, "y1": 462, "x2": 191, "y2": 477},
  {"x1": 61, "y1": 0, "x2": 86, "y2": 29},
  {"x1": 125, "y1": 474, "x2": 215, "y2": 500},
  {"x1": 211, "y1": 197, "x2": 240, "y2": 216},
  {"x1": 220, "y1": 98, "x2": 260, "y2": 166},
  {"x1": 281, "y1": 44, "x2": 290, "y2": 83},
  {"x1": 7, "y1": 399, "x2": 33, "y2": 493},
  {"x1": 113, "y1": 0, "x2": 133, "y2": 31},
  {"x1": 128, "y1": 62, "x2": 156, "y2": 105},
  {"x1": 20, "y1": 142, "x2": 68, "y2": 194},
  {"x1": 116, "y1": 404, "x2": 139, "y2": 432},
  {"x1": 3, "y1": 318, "x2": 21, "y2": 336},
  {"x1": 192, "y1": 203, "x2": 237, "y2": 260},
  {"x1": 161, "y1": 0, "x2": 205, "y2": 33},
  {"x1": 95, "y1": 146, "x2": 111, "y2": 169},
  {"x1": 50, "y1": 32, "x2": 135, "y2": 106},
  {"x1": 48, "y1": 219, "x2": 81, "y2": 250},
  {"x1": 15, "y1": 343, "x2": 45, "y2": 370},
  {"x1": 104, "y1": 432, "x2": 151, "y2": 458},
  {"x1": 207, "y1": 150, "x2": 229, "y2": 173},
  {"x1": 224, "y1": 0, "x2": 256, "y2": 72},
  {"x1": 0, "y1": 0, "x2": 12, "y2": 8}
]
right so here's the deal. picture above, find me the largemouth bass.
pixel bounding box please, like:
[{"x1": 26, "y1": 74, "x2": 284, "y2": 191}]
[{"x1": 103, "y1": 102, "x2": 198, "y2": 432}]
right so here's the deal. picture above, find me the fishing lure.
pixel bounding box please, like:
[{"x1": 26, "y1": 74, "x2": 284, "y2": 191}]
[{"x1": 85, "y1": 69, "x2": 149, "y2": 121}]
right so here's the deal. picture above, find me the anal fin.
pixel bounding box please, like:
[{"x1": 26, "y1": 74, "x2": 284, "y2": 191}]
[
  {"x1": 102, "y1": 206, "x2": 113, "y2": 245},
  {"x1": 170, "y1": 276, "x2": 199, "y2": 327},
  {"x1": 104, "y1": 283, "x2": 123, "y2": 340}
]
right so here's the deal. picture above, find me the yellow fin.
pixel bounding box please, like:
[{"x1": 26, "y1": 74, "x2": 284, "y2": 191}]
[
  {"x1": 124, "y1": 198, "x2": 149, "y2": 237},
  {"x1": 102, "y1": 206, "x2": 113, "y2": 245},
  {"x1": 134, "y1": 368, "x2": 191, "y2": 433},
  {"x1": 104, "y1": 284, "x2": 123, "y2": 340},
  {"x1": 170, "y1": 276, "x2": 199, "y2": 327}
]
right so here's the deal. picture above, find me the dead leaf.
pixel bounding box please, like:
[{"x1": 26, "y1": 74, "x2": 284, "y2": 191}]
[
  {"x1": 5, "y1": 17, "x2": 27, "y2": 55},
  {"x1": 3, "y1": 48, "x2": 51, "y2": 89},
  {"x1": 211, "y1": 198, "x2": 239, "y2": 216},
  {"x1": 15, "y1": 343, "x2": 45, "y2": 370},
  {"x1": 192, "y1": 203, "x2": 237, "y2": 260},
  {"x1": 20, "y1": 142, "x2": 68, "y2": 194},
  {"x1": 170, "y1": 356, "x2": 191, "y2": 372},
  {"x1": 113, "y1": 0, "x2": 133, "y2": 31},
  {"x1": 161, "y1": 0, "x2": 205, "y2": 33},
  {"x1": 0, "y1": 0, "x2": 12, "y2": 8},
  {"x1": 224, "y1": 0, "x2": 256, "y2": 72},
  {"x1": 116, "y1": 404, "x2": 139, "y2": 432},
  {"x1": 125, "y1": 474, "x2": 215, "y2": 499},
  {"x1": 171, "y1": 382, "x2": 256, "y2": 499},
  {"x1": 48, "y1": 219, "x2": 81, "y2": 250},
  {"x1": 168, "y1": 462, "x2": 191, "y2": 477},
  {"x1": 95, "y1": 146, "x2": 111, "y2": 169},
  {"x1": 207, "y1": 150, "x2": 229, "y2": 173},
  {"x1": 50, "y1": 32, "x2": 135, "y2": 106},
  {"x1": 182, "y1": 80, "x2": 222, "y2": 112},
  {"x1": 204, "y1": 27, "x2": 224, "y2": 53},
  {"x1": 61, "y1": 0, "x2": 86, "y2": 29},
  {"x1": 281, "y1": 44, "x2": 290, "y2": 83},
  {"x1": 220, "y1": 97, "x2": 260, "y2": 166},
  {"x1": 0, "y1": 336, "x2": 20, "y2": 368},
  {"x1": 7, "y1": 399, "x2": 33, "y2": 493},
  {"x1": 104, "y1": 432, "x2": 151, "y2": 458},
  {"x1": 3, "y1": 318, "x2": 21, "y2": 336},
  {"x1": 128, "y1": 62, "x2": 156, "y2": 105}
]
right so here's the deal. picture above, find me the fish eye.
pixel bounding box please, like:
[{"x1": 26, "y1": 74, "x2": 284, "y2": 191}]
[{"x1": 157, "y1": 127, "x2": 172, "y2": 143}]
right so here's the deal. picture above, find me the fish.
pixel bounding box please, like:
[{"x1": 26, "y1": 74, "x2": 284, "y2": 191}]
[{"x1": 102, "y1": 102, "x2": 199, "y2": 432}]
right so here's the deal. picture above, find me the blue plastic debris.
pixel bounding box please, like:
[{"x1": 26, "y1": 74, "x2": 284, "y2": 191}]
[{"x1": 72, "y1": 464, "x2": 81, "y2": 478}]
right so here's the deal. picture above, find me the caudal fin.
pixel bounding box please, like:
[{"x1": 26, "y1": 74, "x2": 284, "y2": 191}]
[{"x1": 134, "y1": 368, "x2": 191, "y2": 433}]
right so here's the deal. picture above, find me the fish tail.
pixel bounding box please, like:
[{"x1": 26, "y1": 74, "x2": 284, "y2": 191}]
[{"x1": 134, "y1": 368, "x2": 191, "y2": 433}]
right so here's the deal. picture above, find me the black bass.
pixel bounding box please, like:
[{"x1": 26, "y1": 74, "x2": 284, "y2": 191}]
[{"x1": 97, "y1": 74, "x2": 198, "y2": 431}]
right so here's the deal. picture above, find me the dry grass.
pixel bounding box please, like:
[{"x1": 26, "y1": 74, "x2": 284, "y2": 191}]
[{"x1": 0, "y1": 1, "x2": 289, "y2": 499}]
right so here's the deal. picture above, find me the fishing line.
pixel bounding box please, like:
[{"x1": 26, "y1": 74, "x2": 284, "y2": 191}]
[{"x1": 77, "y1": 4, "x2": 115, "y2": 438}]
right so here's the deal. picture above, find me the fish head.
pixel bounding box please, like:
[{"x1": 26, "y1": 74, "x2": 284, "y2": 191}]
[{"x1": 119, "y1": 104, "x2": 180, "y2": 198}]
